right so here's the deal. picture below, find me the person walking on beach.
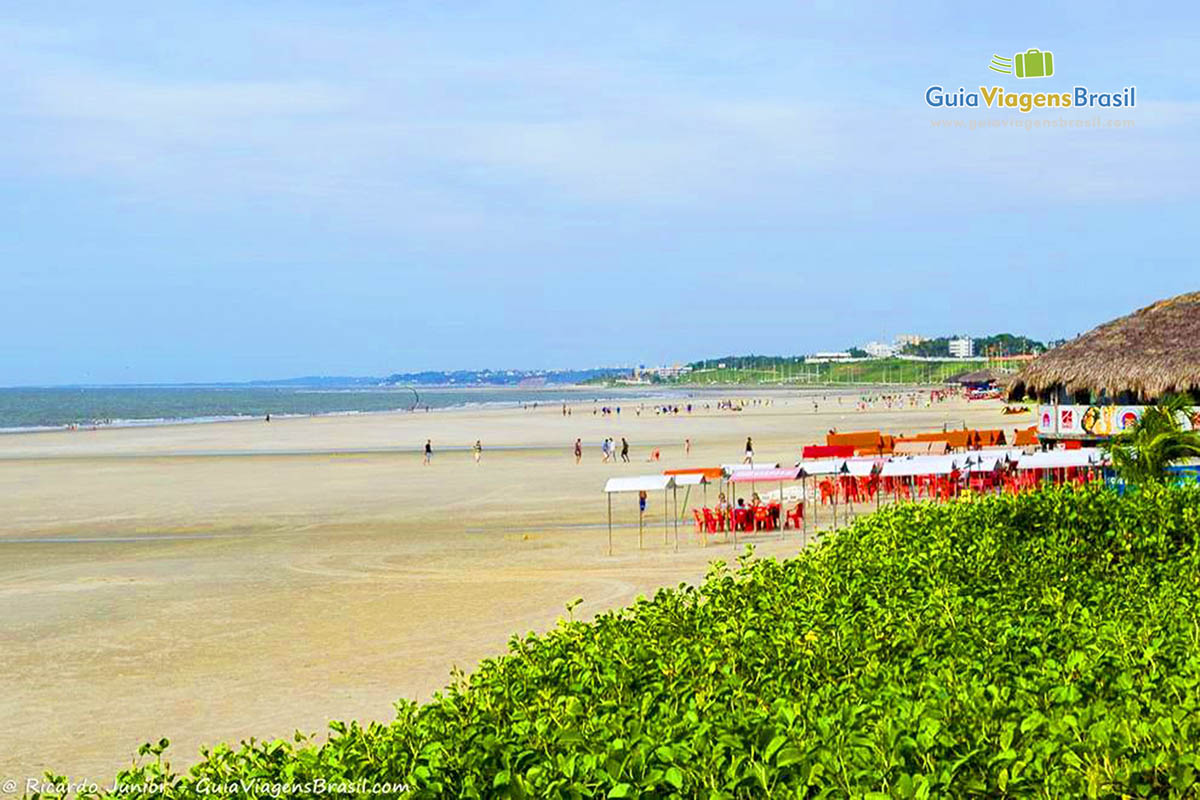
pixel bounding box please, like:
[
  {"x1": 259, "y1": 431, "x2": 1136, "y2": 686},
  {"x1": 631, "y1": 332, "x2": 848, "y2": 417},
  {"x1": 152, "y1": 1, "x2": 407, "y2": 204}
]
[
  {"x1": 601, "y1": 438, "x2": 610, "y2": 463},
  {"x1": 473, "y1": 440, "x2": 482, "y2": 464},
  {"x1": 423, "y1": 439, "x2": 432, "y2": 465},
  {"x1": 574, "y1": 438, "x2": 582, "y2": 464},
  {"x1": 620, "y1": 437, "x2": 630, "y2": 463},
  {"x1": 684, "y1": 437, "x2": 691, "y2": 456},
  {"x1": 743, "y1": 437, "x2": 754, "y2": 465}
]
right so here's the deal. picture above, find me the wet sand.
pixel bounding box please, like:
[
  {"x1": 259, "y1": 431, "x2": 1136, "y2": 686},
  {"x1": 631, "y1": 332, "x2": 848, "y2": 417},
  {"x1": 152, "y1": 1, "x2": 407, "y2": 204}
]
[{"x1": 0, "y1": 391, "x2": 1034, "y2": 783}]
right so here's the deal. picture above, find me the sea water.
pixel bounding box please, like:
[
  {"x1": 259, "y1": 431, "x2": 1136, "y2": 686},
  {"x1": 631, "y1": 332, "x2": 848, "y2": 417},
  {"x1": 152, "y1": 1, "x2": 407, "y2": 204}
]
[{"x1": 0, "y1": 386, "x2": 687, "y2": 432}]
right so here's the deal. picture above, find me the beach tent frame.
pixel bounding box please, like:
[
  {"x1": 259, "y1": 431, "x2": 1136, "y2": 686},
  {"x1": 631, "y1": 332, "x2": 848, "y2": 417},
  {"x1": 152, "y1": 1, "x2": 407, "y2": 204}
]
[{"x1": 603, "y1": 475, "x2": 676, "y2": 555}]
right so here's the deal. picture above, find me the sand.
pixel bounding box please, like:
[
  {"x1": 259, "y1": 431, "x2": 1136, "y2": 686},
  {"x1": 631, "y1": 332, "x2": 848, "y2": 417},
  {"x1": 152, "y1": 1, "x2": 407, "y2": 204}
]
[{"x1": 0, "y1": 390, "x2": 1034, "y2": 783}]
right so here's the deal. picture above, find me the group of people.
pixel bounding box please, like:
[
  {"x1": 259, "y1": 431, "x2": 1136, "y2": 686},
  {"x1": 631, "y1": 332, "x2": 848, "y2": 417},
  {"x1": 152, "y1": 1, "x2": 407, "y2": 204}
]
[
  {"x1": 421, "y1": 439, "x2": 484, "y2": 465},
  {"x1": 708, "y1": 490, "x2": 781, "y2": 529},
  {"x1": 601, "y1": 437, "x2": 630, "y2": 463}
]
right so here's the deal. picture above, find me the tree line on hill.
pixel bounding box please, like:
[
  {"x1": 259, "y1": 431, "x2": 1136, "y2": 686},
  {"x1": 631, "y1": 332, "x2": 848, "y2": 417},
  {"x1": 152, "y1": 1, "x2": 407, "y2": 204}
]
[{"x1": 900, "y1": 333, "x2": 1046, "y2": 358}]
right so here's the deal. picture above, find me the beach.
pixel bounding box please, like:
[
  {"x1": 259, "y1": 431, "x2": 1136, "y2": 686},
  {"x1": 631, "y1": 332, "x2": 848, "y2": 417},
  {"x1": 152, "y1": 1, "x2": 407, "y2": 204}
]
[{"x1": 0, "y1": 390, "x2": 1034, "y2": 783}]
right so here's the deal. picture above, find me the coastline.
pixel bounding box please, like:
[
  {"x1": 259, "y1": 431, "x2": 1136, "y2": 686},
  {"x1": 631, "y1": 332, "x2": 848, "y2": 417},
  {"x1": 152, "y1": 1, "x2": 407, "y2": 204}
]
[{"x1": 0, "y1": 382, "x2": 880, "y2": 436}]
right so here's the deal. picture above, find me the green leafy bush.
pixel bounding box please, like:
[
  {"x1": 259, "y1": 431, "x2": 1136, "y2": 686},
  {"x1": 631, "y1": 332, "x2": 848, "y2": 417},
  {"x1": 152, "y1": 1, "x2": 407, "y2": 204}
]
[{"x1": 38, "y1": 486, "x2": 1200, "y2": 798}]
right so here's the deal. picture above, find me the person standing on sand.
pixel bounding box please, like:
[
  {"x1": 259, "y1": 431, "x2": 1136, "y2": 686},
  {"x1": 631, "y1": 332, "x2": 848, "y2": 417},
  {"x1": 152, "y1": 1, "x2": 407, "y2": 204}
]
[
  {"x1": 684, "y1": 437, "x2": 691, "y2": 456},
  {"x1": 743, "y1": 437, "x2": 754, "y2": 465},
  {"x1": 423, "y1": 439, "x2": 432, "y2": 465},
  {"x1": 574, "y1": 438, "x2": 582, "y2": 464},
  {"x1": 620, "y1": 438, "x2": 630, "y2": 463},
  {"x1": 601, "y1": 438, "x2": 610, "y2": 462},
  {"x1": 473, "y1": 440, "x2": 482, "y2": 464}
]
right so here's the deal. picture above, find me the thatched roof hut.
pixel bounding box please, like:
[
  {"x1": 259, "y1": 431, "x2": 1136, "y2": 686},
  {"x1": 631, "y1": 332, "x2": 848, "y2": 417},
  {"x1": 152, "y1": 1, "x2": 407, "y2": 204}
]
[
  {"x1": 952, "y1": 368, "x2": 1011, "y2": 387},
  {"x1": 1008, "y1": 291, "x2": 1200, "y2": 402}
]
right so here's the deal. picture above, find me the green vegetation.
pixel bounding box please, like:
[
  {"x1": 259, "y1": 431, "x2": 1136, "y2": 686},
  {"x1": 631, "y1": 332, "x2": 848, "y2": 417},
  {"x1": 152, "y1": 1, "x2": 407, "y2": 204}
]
[
  {"x1": 901, "y1": 334, "x2": 1045, "y2": 358},
  {"x1": 45, "y1": 485, "x2": 1200, "y2": 798},
  {"x1": 684, "y1": 357, "x2": 983, "y2": 386},
  {"x1": 1104, "y1": 395, "x2": 1200, "y2": 485}
]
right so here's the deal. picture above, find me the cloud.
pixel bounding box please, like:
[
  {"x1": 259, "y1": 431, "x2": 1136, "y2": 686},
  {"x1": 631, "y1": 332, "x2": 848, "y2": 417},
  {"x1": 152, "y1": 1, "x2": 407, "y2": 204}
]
[{"x1": 1, "y1": 15, "x2": 1197, "y2": 242}]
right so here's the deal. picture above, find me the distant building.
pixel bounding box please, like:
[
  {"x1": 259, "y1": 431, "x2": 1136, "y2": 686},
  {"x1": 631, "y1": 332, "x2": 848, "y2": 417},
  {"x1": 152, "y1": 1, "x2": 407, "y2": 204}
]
[
  {"x1": 809, "y1": 351, "x2": 853, "y2": 363},
  {"x1": 894, "y1": 334, "x2": 926, "y2": 347},
  {"x1": 644, "y1": 364, "x2": 693, "y2": 379},
  {"x1": 864, "y1": 341, "x2": 897, "y2": 358},
  {"x1": 949, "y1": 337, "x2": 975, "y2": 358}
]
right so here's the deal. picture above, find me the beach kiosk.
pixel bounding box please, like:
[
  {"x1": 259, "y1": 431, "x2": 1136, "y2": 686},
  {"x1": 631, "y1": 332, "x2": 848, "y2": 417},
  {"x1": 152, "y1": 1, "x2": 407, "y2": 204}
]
[
  {"x1": 1008, "y1": 290, "x2": 1200, "y2": 447},
  {"x1": 603, "y1": 475, "x2": 676, "y2": 555}
]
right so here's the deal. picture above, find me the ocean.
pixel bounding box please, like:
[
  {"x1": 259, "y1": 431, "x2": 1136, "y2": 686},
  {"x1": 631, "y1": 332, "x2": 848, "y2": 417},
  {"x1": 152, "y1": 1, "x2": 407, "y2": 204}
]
[{"x1": 0, "y1": 386, "x2": 689, "y2": 432}]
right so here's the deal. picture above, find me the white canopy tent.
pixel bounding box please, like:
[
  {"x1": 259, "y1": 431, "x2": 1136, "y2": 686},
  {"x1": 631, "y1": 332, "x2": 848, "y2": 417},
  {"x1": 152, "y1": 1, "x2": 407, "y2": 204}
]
[
  {"x1": 879, "y1": 455, "x2": 962, "y2": 478},
  {"x1": 1016, "y1": 449, "x2": 1106, "y2": 471},
  {"x1": 604, "y1": 475, "x2": 674, "y2": 493},
  {"x1": 796, "y1": 459, "x2": 845, "y2": 477},
  {"x1": 669, "y1": 472, "x2": 712, "y2": 536},
  {"x1": 965, "y1": 453, "x2": 1007, "y2": 473},
  {"x1": 793, "y1": 459, "x2": 849, "y2": 530},
  {"x1": 723, "y1": 463, "x2": 779, "y2": 473},
  {"x1": 603, "y1": 475, "x2": 677, "y2": 554},
  {"x1": 843, "y1": 458, "x2": 881, "y2": 477}
]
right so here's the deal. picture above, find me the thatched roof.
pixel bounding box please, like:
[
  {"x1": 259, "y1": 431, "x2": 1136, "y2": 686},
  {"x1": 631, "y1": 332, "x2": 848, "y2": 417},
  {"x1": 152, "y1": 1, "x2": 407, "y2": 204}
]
[
  {"x1": 1008, "y1": 291, "x2": 1200, "y2": 401},
  {"x1": 953, "y1": 368, "x2": 1010, "y2": 385}
]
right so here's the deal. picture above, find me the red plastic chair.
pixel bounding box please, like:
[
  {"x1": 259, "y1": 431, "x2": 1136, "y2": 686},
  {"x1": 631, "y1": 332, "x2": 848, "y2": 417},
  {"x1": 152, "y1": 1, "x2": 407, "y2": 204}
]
[
  {"x1": 754, "y1": 505, "x2": 774, "y2": 531},
  {"x1": 703, "y1": 508, "x2": 722, "y2": 532},
  {"x1": 692, "y1": 509, "x2": 706, "y2": 532},
  {"x1": 785, "y1": 501, "x2": 805, "y2": 528}
]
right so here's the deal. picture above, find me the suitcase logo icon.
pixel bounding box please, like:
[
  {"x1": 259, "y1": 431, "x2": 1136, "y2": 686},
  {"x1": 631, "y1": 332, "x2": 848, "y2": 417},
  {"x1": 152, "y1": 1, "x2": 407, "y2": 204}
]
[{"x1": 989, "y1": 49, "x2": 1054, "y2": 78}]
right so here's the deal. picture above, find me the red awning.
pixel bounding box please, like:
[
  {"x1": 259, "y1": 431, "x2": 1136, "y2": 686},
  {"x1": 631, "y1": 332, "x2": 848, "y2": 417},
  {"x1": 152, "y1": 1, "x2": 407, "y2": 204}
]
[{"x1": 802, "y1": 445, "x2": 856, "y2": 459}]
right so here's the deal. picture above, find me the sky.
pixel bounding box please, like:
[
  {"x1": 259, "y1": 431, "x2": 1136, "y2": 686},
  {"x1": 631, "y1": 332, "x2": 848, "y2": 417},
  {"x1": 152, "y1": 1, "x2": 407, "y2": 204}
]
[{"x1": 1, "y1": 1, "x2": 1198, "y2": 384}]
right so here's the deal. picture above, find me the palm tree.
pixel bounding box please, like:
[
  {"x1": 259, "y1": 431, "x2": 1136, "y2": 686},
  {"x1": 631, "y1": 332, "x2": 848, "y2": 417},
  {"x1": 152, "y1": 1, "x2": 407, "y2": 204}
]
[{"x1": 1103, "y1": 395, "x2": 1200, "y2": 485}]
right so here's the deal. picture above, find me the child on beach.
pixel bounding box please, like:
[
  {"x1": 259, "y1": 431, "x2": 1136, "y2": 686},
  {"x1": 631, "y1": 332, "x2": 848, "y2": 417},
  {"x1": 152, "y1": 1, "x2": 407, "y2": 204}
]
[
  {"x1": 743, "y1": 437, "x2": 754, "y2": 465},
  {"x1": 574, "y1": 438, "x2": 582, "y2": 464},
  {"x1": 423, "y1": 439, "x2": 432, "y2": 465},
  {"x1": 473, "y1": 440, "x2": 482, "y2": 464}
]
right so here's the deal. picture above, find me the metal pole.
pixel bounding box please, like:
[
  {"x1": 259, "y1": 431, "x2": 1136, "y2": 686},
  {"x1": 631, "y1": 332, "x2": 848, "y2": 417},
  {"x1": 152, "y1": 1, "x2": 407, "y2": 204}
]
[
  {"x1": 833, "y1": 481, "x2": 838, "y2": 530},
  {"x1": 801, "y1": 475, "x2": 808, "y2": 548},
  {"x1": 607, "y1": 493, "x2": 613, "y2": 556},
  {"x1": 673, "y1": 485, "x2": 679, "y2": 552},
  {"x1": 779, "y1": 480, "x2": 784, "y2": 535},
  {"x1": 663, "y1": 488, "x2": 669, "y2": 544}
]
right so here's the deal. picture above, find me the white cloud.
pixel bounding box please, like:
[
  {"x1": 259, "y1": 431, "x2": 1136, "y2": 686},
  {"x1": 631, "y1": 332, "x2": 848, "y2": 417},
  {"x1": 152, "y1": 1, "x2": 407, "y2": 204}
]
[{"x1": 1, "y1": 18, "x2": 1197, "y2": 238}]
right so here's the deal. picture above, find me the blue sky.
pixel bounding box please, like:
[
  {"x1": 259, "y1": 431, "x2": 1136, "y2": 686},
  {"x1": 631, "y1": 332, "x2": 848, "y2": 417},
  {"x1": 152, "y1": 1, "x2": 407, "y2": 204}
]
[{"x1": 1, "y1": 1, "x2": 1197, "y2": 384}]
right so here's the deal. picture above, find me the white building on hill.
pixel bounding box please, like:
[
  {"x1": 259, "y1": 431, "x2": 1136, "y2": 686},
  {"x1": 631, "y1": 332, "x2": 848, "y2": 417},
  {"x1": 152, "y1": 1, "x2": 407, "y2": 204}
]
[
  {"x1": 864, "y1": 341, "x2": 897, "y2": 358},
  {"x1": 949, "y1": 337, "x2": 975, "y2": 358}
]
